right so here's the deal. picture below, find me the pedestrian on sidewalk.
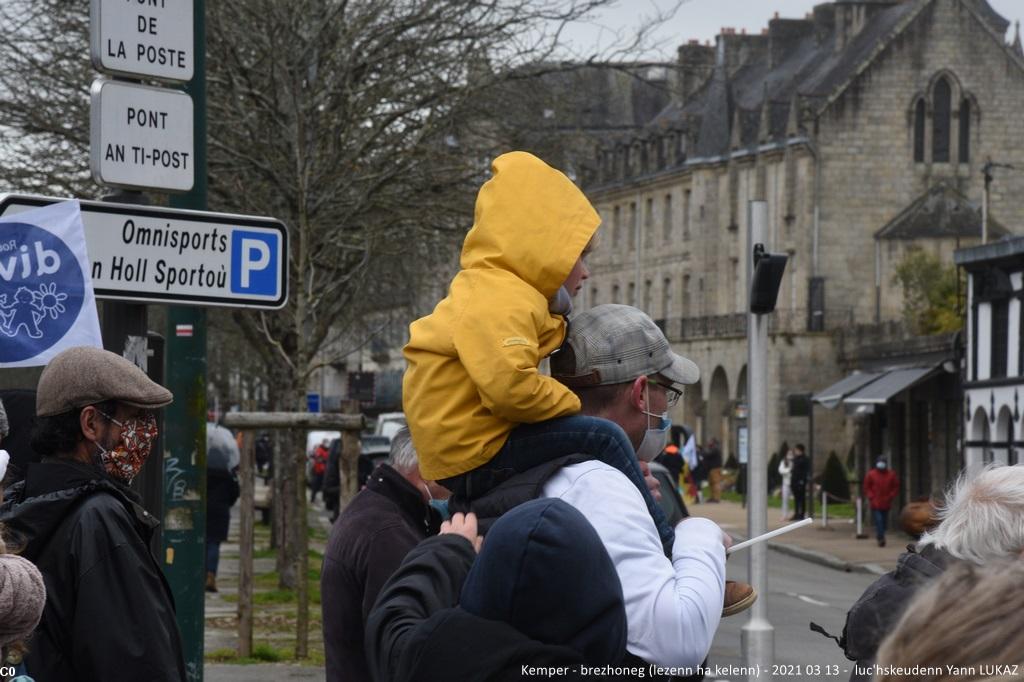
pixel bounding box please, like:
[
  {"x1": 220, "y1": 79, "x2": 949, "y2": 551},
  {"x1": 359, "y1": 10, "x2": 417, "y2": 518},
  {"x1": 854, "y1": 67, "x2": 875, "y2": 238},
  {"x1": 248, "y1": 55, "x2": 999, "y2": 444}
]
[
  {"x1": 864, "y1": 457, "x2": 899, "y2": 547},
  {"x1": 704, "y1": 438, "x2": 723, "y2": 503},
  {"x1": 309, "y1": 438, "x2": 329, "y2": 503},
  {"x1": 839, "y1": 465, "x2": 1024, "y2": 680},
  {"x1": 321, "y1": 428, "x2": 446, "y2": 682},
  {"x1": 0, "y1": 346, "x2": 187, "y2": 681},
  {"x1": 205, "y1": 422, "x2": 241, "y2": 594},
  {"x1": 778, "y1": 449, "x2": 794, "y2": 521},
  {"x1": 366, "y1": 502, "x2": 627, "y2": 682},
  {"x1": 790, "y1": 444, "x2": 810, "y2": 519}
]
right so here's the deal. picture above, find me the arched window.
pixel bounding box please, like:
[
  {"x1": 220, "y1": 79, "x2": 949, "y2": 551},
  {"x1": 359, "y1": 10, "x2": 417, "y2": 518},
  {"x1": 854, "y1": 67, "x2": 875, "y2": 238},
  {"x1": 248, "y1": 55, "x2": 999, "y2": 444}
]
[
  {"x1": 932, "y1": 78, "x2": 952, "y2": 163},
  {"x1": 913, "y1": 99, "x2": 926, "y2": 163},
  {"x1": 611, "y1": 283, "x2": 621, "y2": 304},
  {"x1": 959, "y1": 98, "x2": 971, "y2": 164}
]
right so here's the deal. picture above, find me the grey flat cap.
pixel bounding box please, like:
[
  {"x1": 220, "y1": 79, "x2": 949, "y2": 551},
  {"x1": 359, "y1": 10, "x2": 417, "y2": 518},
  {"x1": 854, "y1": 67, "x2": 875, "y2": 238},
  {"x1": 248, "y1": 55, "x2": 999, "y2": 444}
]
[
  {"x1": 36, "y1": 346, "x2": 173, "y2": 417},
  {"x1": 552, "y1": 304, "x2": 699, "y2": 389}
]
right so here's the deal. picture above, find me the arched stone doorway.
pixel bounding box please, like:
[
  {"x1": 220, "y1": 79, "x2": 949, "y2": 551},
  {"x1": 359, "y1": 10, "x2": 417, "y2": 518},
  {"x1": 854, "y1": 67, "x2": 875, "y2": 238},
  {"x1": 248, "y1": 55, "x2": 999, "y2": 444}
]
[
  {"x1": 968, "y1": 407, "x2": 991, "y2": 474},
  {"x1": 707, "y1": 366, "x2": 731, "y2": 460},
  {"x1": 680, "y1": 379, "x2": 703, "y2": 442},
  {"x1": 996, "y1": 406, "x2": 1014, "y2": 466}
]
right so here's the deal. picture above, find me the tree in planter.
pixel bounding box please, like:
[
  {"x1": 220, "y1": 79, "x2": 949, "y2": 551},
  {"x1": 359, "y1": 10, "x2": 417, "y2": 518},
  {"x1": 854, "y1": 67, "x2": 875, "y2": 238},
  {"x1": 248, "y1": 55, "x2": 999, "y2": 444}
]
[{"x1": 821, "y1": 450, "x2": 851, "y2": 504}]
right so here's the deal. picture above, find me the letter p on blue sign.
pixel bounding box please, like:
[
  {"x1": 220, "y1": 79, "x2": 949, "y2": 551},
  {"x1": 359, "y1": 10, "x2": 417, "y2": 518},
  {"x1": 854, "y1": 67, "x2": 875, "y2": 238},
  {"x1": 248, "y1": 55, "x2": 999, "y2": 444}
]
[{"x1": 231, "y1": 230, "x2": 279, "y2": 296}]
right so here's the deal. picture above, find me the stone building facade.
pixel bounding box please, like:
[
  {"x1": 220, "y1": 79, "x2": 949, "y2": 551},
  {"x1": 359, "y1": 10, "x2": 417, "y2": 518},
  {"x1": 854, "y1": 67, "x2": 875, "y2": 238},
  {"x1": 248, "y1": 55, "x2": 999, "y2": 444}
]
[{"x1": 577, "y1": 0, "x2": 1024, "y2": 486}]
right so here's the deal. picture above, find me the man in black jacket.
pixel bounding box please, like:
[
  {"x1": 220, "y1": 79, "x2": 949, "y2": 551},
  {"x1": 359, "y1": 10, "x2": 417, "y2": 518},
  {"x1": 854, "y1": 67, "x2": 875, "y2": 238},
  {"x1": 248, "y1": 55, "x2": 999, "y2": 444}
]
[
  {"x1": 790, "y1": 443, "x2": 810, "y2": 519},
  {"x1": 366, "y1": 500, "x2": 628, "y2": 682},
  {"x1": 0, "y1": 346, "x2": 186, "y2": 682},
  {"x1": 321, "y1": 427, "x2": 447, "y2": 682}
]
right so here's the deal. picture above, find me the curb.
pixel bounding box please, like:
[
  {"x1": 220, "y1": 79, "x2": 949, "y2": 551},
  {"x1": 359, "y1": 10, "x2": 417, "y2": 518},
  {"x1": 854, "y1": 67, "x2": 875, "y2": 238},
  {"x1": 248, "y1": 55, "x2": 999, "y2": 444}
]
[
  {"x1": 766, "y1": 541, "x2": 888, "y2": 576},
  {"x1": 727, "y1": 529, "x2": 890, "y2": 576}
]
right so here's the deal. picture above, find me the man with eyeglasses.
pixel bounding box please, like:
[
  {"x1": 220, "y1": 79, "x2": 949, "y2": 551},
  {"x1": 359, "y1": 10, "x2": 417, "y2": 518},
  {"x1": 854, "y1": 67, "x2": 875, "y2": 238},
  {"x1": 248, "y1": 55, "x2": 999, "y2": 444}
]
[
  {"x1": 453, "y1": 304, "x2": 754, "y2": 672},
  {"x1": 0, "y1": 346, "x2": 187, "y2": 682}
]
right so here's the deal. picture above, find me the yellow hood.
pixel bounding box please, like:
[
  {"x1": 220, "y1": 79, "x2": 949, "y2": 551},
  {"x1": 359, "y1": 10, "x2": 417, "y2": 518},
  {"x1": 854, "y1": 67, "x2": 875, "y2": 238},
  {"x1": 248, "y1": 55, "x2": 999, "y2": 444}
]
[{"x1": 460, "y1": 151, "x2": 600, "y2": 298}]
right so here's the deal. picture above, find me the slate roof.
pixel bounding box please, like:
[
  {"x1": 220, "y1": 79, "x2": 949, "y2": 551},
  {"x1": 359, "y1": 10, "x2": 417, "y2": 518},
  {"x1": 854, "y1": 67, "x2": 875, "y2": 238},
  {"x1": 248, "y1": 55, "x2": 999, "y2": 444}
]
[
  {"x1": 874, "y1": 182, "x2": 1009, "y2": 240},
  {"x1": 641, "y1": 0, "x2": 1016, "y2": 158}
]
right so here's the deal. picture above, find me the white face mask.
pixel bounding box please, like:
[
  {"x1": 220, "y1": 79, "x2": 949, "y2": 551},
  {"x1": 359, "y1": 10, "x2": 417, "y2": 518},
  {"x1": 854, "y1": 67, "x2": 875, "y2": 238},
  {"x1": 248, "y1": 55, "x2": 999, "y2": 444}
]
[
  {"x1": 0, "y1": 449, "x2": 9, "y2": 483},
  {"x1": 636, "y1": 384, "x2": 671, "y2": 462}
]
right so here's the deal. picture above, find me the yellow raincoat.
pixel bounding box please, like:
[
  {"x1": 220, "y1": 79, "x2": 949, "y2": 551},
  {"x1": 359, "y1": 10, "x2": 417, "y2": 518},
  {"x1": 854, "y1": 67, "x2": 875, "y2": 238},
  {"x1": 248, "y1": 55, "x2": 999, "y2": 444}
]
[{"x1": 402, "y1": 152, "x2": 601, "y2": 480}]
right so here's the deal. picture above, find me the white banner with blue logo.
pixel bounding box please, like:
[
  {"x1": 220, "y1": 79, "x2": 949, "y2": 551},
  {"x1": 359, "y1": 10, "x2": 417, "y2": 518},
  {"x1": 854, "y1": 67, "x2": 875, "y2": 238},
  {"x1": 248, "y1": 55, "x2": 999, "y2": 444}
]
[{"x1": 0, "y1": 200, "x2": 103, "y2": 367}]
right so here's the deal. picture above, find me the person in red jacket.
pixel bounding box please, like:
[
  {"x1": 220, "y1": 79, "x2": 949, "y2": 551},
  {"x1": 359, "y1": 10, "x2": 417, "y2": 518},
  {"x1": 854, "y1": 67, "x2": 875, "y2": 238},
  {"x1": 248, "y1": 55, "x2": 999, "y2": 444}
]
[{"x1": 864, "y1": 457, "x2": 900, "y2": 547}]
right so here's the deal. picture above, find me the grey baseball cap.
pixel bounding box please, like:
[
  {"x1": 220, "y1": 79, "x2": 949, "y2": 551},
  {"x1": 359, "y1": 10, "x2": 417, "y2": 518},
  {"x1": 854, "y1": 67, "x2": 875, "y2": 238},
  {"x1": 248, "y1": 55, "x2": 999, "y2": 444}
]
[
  {"x1": 36, "y1": 346, "x2": 173, "y2": 417},
  {"x1": 551, "y1": 304, "x2": 700, "y2": 389}
]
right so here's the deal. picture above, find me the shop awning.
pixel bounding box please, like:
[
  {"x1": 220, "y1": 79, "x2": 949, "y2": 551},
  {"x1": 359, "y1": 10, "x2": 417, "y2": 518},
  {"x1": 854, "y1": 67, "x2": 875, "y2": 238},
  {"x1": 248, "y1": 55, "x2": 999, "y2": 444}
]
[
  {"x1": 843, "y1": 365, "x2": 941, "y2": 405},
  {"x1": 812, "y1": 371, "x2": 885, "y2": 410}
]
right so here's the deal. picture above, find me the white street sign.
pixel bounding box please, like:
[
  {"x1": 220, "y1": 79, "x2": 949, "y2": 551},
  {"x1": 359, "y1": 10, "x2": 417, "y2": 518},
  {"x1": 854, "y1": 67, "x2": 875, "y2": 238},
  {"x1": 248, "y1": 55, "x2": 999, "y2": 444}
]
[
  {"x1": 90, "y1": 79, "x2": 194, "y2": 193},
  {"x1": 1, "y1": 195, "x2": 289, "y2": 309},
  {"x1": 90, "y1": 0, "x2": 194, "y2": 82}
]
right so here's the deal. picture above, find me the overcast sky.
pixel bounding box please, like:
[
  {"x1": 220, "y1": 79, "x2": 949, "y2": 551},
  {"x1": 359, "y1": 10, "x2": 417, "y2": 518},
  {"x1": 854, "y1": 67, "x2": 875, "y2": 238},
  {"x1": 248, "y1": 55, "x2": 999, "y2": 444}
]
[{"x1": 559, "y1": 0, "x2": 1023, "y2": 59}]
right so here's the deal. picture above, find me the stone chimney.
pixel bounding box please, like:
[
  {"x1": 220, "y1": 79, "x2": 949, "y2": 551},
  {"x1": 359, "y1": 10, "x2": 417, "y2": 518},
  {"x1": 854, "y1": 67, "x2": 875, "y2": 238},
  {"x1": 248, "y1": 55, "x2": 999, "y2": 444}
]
[
  {"x1": 833, "y1": 1, "x2": 901, "y2": 53},
  {"x1": 676, "y1": 40, "x2": 715, "y2": 106},
  {"x1": 717, "y1": 29, "x2": 769, "y2": 77},
  {"x1": 768, "y1": 17, "x2": 816, "y2": 68}
]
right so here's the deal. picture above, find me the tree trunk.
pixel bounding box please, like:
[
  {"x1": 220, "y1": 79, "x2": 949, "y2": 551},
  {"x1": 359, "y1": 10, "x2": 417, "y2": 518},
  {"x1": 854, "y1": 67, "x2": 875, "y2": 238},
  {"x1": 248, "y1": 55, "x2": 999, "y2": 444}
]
[
  {"x1": 340, "y1": 400, "x2": 361, "y2": 507},
  {"x1": 294, "y1": 426, "x2": 310, "y2": 659},
  {"x1": 277, "y1": 429, "x2": 299, "y2": 589}
]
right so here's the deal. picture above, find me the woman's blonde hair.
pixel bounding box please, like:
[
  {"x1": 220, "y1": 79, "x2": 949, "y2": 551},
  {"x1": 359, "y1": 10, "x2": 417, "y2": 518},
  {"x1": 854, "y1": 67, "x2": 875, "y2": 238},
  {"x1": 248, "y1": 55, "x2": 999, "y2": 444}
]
[{"x1": 875, "y1": 560, "x2": 1024, "y2": 681}]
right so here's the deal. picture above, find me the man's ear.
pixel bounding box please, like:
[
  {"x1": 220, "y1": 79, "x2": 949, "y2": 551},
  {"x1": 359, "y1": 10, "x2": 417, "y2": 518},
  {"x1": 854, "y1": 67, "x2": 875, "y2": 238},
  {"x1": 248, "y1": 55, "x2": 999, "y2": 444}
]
[
  {"x1": 630, "y1": 375, "x2": 649, "y2": 411},
  {"x1": 79, "y1": 406, "x2": 101, "y2": 443}
]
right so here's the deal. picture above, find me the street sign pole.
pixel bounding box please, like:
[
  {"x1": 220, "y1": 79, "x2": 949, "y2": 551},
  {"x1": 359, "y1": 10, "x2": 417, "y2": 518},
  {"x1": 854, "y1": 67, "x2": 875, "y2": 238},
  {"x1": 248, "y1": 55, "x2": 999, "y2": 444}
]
[
  {"x1": 742, "y1": 200, "x2": 774, "y2": 680},
  {"x1": 163, "y1": 1, "x2": 206, "y2": 678}
]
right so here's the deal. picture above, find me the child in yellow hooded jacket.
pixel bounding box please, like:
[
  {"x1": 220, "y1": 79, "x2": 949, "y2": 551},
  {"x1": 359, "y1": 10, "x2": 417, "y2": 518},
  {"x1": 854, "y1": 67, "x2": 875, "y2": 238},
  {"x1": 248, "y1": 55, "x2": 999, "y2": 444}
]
[{"x1": 402, "y1": 152, "x2": 674, "y2": 550}]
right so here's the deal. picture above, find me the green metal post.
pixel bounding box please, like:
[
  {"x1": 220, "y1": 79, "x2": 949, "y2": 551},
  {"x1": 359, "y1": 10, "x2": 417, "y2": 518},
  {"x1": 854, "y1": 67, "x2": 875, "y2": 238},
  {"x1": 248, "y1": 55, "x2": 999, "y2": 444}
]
[{"x1": 163, "y1": 1, "x2": 207, "y2": 679}]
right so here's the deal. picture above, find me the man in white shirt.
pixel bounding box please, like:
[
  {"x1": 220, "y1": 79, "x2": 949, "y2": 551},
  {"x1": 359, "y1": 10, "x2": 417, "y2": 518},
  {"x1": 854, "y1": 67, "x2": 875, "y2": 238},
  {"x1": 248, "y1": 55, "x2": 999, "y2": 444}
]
[
  {"x1": 450, "y1": 303, "x2": 753, "y2": 670},
  {"x1": 545, "y1": 303, "x2": 752, "y2": 669}
]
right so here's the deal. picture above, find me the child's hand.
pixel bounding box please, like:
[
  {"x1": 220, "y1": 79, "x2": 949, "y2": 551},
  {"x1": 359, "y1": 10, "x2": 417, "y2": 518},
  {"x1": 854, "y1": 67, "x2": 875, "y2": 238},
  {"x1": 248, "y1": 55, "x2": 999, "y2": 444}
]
[
  {"x1": 639, "y1": 460, "x2": 662, "y2": 502},
  {"x1": 440, "y1": 512, "x2": 484, "y2": 553}
]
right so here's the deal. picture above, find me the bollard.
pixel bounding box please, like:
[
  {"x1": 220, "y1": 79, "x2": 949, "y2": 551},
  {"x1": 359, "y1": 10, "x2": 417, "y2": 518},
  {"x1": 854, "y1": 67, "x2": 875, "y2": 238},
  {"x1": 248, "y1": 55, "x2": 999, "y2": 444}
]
[
  {"x1": 821, "y1": 491, "x2": 828, "y2": 528},
  {"x1": 855, "y1": 497, "x2": 868, "y2": 539}
]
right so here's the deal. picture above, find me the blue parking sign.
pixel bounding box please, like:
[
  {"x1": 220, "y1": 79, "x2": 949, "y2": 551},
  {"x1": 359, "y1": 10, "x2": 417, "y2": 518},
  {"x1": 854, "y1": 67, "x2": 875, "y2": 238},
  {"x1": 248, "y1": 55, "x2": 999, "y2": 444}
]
[{"x1": 231, "y1": 230, "x2": 279, "y2": 296}]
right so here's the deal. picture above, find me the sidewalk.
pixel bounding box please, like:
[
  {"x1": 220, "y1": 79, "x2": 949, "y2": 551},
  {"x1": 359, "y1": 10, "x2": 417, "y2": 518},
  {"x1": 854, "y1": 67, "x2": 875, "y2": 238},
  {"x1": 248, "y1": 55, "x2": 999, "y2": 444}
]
[{"x1": 690, "y1": 500, "x2": 907, "y2": 574}]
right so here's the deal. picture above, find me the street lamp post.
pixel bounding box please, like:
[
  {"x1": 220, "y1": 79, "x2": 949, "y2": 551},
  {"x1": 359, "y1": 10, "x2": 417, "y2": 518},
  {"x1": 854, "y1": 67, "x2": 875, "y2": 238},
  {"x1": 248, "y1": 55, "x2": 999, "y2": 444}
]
[{"x1": 742, "y1": 200, "x2": 773, "y2": 679}]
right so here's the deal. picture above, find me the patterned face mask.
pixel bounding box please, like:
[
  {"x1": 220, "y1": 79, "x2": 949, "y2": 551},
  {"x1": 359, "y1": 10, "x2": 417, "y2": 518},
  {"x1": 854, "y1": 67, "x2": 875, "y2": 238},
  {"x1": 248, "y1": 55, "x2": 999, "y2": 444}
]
[{"x1": 96, "y1": 411, "x2": 158, "y2": 484}]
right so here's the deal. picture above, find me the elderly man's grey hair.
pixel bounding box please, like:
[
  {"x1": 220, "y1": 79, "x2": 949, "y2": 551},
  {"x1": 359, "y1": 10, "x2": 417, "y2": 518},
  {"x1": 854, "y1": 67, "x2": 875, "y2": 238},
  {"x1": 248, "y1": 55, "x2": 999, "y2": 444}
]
[
  {"x1": 386, "y1": 427, "x2": 418, "y2": 473},
  {"x1": 0, "y1": 398, "x2": 8, "y2": 441},
  {"x1": 917, "y1": 464, "x2": 1024, "y2": 564}
]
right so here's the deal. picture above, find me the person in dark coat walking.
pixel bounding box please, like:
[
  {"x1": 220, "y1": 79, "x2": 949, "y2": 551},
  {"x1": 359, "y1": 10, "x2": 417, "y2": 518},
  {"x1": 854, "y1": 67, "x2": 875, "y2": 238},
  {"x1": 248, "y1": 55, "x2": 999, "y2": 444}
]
[
  {"x1": 321, "y1": 428, "x2": 446, "y2": 682},
  {"x1": 366, "y1": 500, "x2": 628, "y2": 682},
  {"x1": 863, "y1": 457, "x2": 899, "y2": 547},
  {"x1": 205, "y1": 423, "x2": 241, "y2": 593},
  {"x1": 0, "y1": 346, "x2": 187, "y2": 682},
  {"x1": 790, "y1": 443, "x2": 810, "y2": 519},
  {"x1": 838, "y1": 465, "x2": 1024, "y2": 681}
]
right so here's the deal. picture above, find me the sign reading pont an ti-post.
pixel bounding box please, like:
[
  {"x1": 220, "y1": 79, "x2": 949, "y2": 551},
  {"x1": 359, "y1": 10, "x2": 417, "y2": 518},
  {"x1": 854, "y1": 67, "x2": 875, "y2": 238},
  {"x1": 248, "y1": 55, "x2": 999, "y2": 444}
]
[
  {"x1": 90, "y1": 0, "x2": 194, "y2": 82},
  {"x1": 0, "y1": 195, "x2": 288, "y2": 309},
  {"x1": 90, "y1": 80, "x2": 194, "y2": 193}
]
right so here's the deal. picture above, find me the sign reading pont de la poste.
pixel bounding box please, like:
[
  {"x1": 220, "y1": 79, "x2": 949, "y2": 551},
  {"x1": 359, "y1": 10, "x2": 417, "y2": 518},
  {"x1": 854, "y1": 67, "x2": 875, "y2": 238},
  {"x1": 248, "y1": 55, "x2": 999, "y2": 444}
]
[
  {"x1": 90, "y1": 79, "x2": 194, "y2": 193},
  {"x1": 0, "y1": 195, "x2": 289, "y2": 310},
  {"x1": 90, "y1": 0, "x2": 194, "y2": 82}
]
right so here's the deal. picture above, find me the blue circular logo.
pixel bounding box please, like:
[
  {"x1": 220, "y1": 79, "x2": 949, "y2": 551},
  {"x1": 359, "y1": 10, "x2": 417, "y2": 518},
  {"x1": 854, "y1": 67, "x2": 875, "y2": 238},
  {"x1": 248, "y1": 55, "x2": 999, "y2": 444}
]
[{"x1": 0, "y1": 221, "x2": 85, "y2": 363}]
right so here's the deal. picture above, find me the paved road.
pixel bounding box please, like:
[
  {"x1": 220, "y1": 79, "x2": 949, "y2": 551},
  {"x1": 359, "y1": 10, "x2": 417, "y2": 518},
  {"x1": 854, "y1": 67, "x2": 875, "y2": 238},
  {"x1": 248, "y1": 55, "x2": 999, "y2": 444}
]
[{"x1": 707, "y1": 547, "x2": 875, "y2": 682}]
